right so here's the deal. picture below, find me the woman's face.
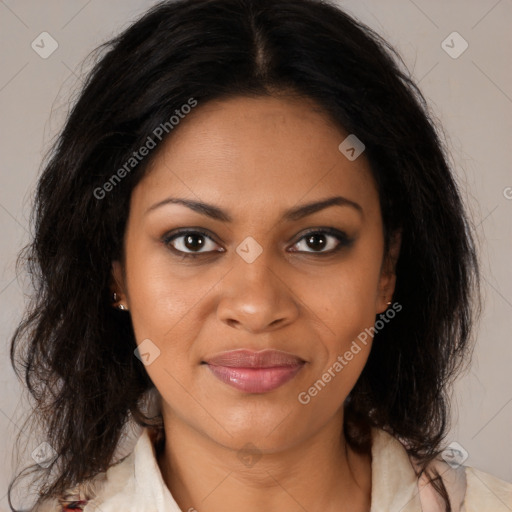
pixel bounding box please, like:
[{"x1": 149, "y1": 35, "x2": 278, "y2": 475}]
[{"x1": 113, "y1": 95, "x2": 399, "y2": 452}]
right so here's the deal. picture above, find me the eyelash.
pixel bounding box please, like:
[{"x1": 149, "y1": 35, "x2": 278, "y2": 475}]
[{"x1": 162, "y1": 228, "x2": 354, "y2": 259}]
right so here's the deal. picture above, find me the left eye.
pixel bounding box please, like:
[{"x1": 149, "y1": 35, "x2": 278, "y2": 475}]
[{"x1": 289, "y1": 230, "x2": 349, "y2": 253}]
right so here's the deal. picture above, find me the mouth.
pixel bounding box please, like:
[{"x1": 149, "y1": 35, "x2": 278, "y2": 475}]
[{"x1": 202, "y1": 349, "x2": 306, "y2": 393}]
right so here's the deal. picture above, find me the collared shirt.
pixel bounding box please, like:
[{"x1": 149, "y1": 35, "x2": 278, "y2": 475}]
[{"x1": 36, "y1": 427, "x2": 512, "y2": 512}]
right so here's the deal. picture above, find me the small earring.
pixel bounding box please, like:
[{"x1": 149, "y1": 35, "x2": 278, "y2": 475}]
[{"x1": 112, "y1": 292, "x2": 128, "y2": 311}]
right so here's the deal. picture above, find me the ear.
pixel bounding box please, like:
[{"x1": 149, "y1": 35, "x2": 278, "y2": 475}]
[
  {"x1": 111, "y1": 260, "x2": 128, "y2": 308},
  {"x1": 376, "y1": 229, "x2": 401, "y2": 314}
]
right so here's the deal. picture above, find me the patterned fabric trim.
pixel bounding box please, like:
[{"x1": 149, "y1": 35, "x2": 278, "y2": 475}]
[
  {"x1": 57, "y1": 481, "x2": 97, "y2": 511},
  {"x1": 59, "y1": 500, "x2": 88, "y2": 511}
]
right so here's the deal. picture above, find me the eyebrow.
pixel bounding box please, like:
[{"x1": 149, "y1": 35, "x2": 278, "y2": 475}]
[{"x1": 145, "y1": 195, "x2": 363, "y2": 222}]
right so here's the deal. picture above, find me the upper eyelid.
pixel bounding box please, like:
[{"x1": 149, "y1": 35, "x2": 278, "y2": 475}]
[{"x1": 164, "y1": 229, "x2": 222, "y2": 248}]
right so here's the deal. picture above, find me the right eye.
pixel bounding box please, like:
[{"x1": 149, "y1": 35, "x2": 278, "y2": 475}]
[{"x1": 163, "y1": 230, "x2": 224, "y2": 257}]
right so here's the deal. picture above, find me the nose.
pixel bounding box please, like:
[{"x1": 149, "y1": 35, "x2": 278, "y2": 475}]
[{"x1": 216, "y1": 256, "x2": 299, "y2": 334}]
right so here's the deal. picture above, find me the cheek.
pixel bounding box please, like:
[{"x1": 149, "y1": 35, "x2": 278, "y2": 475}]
[
  {"x1": 123, "y1": 237, "x2": 207, "y2": 339},
  {"x1": 304, "y1": 236, "x2": 383, "y2": 392},
  {"x1": 317, "y1": 247, "x2": 383, "y2": 335},
  {"x1": 299, "y1": 270, "x2": 377, "y2": 414},
  {"x1": 123, "y1": 240, "x2": 229, "y2": 393}
]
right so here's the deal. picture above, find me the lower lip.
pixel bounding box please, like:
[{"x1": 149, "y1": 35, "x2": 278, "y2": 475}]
[{"x1": 205, "y1": 364, "x2": 304, "y2": 393}]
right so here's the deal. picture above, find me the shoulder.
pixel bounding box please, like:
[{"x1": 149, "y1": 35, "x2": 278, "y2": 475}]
[
  {"x1": 30, "y1": 442, "x2": 138, "y2": 511},
  {"x1": 371, "y1": 427, "x2": 512, "y2": 511},
  {"x1": 416, "y1": 447, "x2": 512, "y2": 511},
  {"x1": 463, "y1": 465, "x2": 512, "y2": 512},
  {"x1": 31, "y1": 427, "x2": 170, "y2": 511},
  {"x1": 417, "y1": 456, "x2": 511, "y2": 511}
]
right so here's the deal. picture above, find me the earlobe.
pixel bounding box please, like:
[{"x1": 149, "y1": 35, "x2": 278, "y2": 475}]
[{"x1": 111, "y1": 260, "x2": 129, "y2": 311}]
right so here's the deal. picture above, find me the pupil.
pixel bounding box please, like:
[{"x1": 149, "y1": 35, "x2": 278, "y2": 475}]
[
  {"x1": 307, "y1": 234, "x2": 326, "y2": 251},
  {"x1": 185, "y1": 234, "x2": 204, "y2": 251}
]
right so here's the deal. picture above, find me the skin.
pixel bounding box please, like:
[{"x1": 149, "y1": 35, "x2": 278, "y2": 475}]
[{"x1": 112, "y1": 94, "x2": 400, "y2": 512}]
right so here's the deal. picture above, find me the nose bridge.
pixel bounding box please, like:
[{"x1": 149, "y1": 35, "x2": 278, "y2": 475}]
[{"x1": 217, "y1": 246, "x2": 298, "y2": 332}]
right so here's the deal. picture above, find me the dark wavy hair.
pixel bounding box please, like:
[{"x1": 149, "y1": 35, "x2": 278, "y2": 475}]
[{"x1": 10, "y1": 0, "x2": 480, "y2": 510}]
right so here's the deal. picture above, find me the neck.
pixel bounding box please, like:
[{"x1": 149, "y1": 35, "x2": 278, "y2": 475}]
[{"x1": 157, "y1": 410, "x2": 372, "y2": 512}]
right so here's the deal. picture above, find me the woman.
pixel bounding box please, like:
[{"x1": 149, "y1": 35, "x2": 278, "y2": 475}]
[{"x1": 9, "y1": 0, "x2": 511, "y2": 511}]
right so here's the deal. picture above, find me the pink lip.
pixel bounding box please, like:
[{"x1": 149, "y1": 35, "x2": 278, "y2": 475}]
[{"x1": 204, "y1": 349, "x2": 305, "y2": 393}]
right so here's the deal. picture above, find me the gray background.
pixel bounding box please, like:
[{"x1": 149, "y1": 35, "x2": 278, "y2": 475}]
[{"x1": 0, "y1": 0, "x2": 511, "y2": 508}]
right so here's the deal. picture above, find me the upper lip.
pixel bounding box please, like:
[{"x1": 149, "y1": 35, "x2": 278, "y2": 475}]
[{"x1": 204, "y1": 349, "x2": 305, "y2": 368}]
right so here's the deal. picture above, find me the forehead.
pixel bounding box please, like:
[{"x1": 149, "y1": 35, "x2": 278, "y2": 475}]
[{"x1": 132, "y1": 95, "x2": 379, "y2": 221}]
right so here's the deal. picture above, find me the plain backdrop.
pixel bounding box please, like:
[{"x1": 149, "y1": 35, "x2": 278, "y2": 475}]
[{"x1": 0, "y1": 0, "x2": 511, "y2": 509}]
